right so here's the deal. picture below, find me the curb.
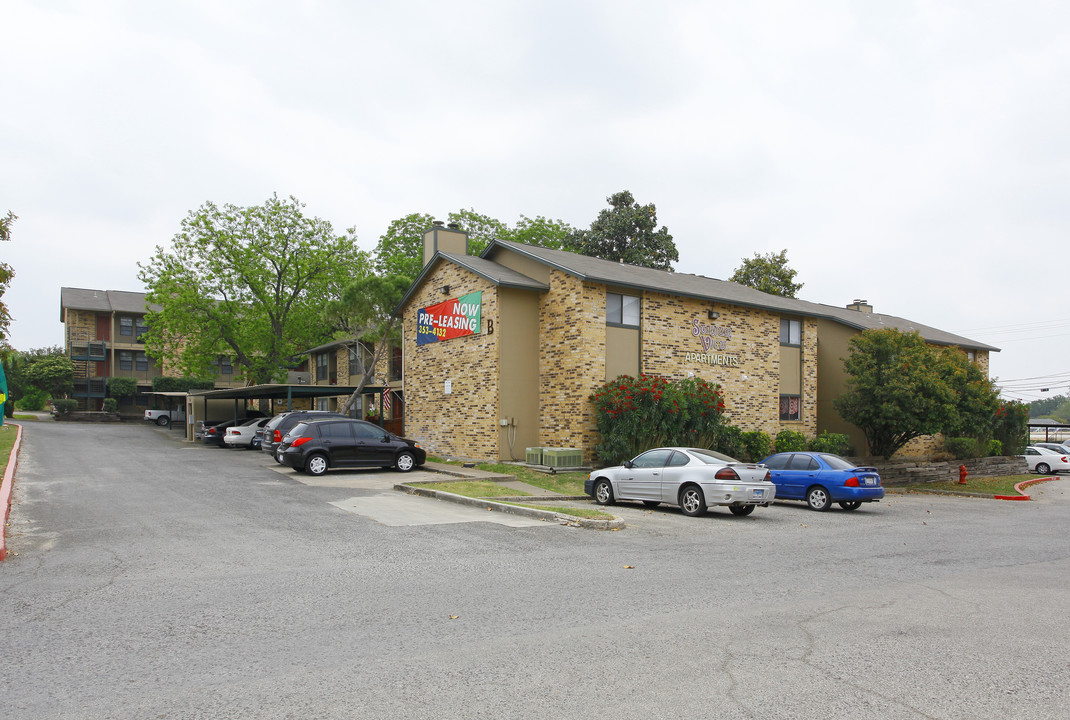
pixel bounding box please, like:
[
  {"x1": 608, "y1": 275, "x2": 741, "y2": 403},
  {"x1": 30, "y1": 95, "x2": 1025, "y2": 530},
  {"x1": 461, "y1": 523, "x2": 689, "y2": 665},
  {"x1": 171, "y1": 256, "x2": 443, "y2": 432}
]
[
  {"x1": 395, "y1": 482, "x2": 624, "y2": 530},
  {"x1": 0, "y1": 422, "x2": 25, "y2": 562},
  {"x1": 994, "y1": 476, "x2": 1059, "y2": 501}
]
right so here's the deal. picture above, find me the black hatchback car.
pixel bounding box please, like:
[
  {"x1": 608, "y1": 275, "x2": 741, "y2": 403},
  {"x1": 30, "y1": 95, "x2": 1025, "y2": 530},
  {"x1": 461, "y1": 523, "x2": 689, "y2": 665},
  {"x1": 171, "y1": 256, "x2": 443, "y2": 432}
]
[
  {"x1": 278, "y1": 418, "x2": 426, "y2": 475},
  {"x1": 260, "y1": 410, "x2": 349, "y2": 461}
]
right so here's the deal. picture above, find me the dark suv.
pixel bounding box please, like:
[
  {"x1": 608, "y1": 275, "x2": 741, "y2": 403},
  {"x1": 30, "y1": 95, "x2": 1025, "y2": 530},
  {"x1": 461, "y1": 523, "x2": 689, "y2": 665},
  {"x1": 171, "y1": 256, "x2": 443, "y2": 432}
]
[
  {"x1": 278, "y1": 418, "x2": 426, "y2": 475},
  {"x1": 259, "y1": 411, "x2": 349, "y2": 461}
]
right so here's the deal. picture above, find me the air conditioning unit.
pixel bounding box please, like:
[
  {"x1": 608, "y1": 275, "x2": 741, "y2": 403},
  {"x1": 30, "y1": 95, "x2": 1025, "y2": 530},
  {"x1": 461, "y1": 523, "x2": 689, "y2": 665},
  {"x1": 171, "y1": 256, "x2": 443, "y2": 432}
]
[
  {"x1": 542, "y1": 447, "x2": 583, "y2": 468},
  {"x1": 525, "y1": 447, "x2": 544, "y2": 465}
]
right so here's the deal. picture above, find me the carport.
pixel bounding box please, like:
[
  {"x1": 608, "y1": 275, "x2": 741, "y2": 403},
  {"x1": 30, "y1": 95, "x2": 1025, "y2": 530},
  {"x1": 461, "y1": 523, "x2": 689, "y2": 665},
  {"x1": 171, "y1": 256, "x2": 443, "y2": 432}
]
[{"x1": 184, "y1": 384, "x2": 385, "y2": 442}]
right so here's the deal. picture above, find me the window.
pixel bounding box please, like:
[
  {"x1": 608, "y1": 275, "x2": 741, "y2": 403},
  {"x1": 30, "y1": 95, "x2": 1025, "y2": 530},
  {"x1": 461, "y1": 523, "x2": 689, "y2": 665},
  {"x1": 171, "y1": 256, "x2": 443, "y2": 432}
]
[
  {"x1": 119, "y1": 316, "x2": 134, "y2": 336},
  {"x1": 135, "y1": 317, "x2": 149, "y2": 339},
  {"x1": 788, "y1": 454, "x2": 818, "y2": 471},
  {"x1": 220, "y1": 356, "x2": 233, "y2": 375},
  {"x1": 390, "y1": 346, "x2": 403, "y2": 381},
  {"x1": 349, "y1": 343, "x2": 372, "y2": 378},
  {"x1": 316, "y1": 352, "x2": 329, "y2": 382},
  {"x1": 967, "y1": 350, "x2": 976, "y2": 362},
  {"x1": 135, "y1": 352, "x2": 148, "y2": 371},
  {"x1": 320, "y1": 422, "x2": 353, "y2": 439},
  {"x1": 780, "y1": 318, "x2": 801, "y2": 346},
  {"x1": 779, "y1": 394, "x2": 801, "y2": 421},
  {"x1": 119, "y1": 351, "x2": 133, "y2": 371},
  {"x1": 631, "y1": 448, "x2": 673, "y2": 468},
  {"x1": 607, "y1": 292, "x2": 640, "y2": 327},
  {"x1": 317, "y1": 398, "x2": 329, "y2": 411}
]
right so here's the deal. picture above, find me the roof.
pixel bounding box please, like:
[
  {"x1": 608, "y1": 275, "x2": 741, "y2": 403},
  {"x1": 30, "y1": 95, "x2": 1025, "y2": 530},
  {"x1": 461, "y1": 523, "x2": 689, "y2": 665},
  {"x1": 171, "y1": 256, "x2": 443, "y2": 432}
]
[
  {"x1": 189, "y1": 383, "x2": 384, "y2": 401},
  {"x1": 60, "y1": 287, "x2": 157, "y2": 321},
  {"x1": 478, "y1": 240, "x2": 1001, "y2": 353}
]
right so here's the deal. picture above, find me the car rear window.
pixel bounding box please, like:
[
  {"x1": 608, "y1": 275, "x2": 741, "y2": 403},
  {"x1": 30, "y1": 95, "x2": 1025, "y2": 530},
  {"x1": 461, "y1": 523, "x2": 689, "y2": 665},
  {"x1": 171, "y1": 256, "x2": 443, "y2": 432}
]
[
  {"x1": 288, "y1": 422, "x2": 314, "y2": 438},
  {"x1": 689, "y1": 448, "x2": 738, "y2": 464},
  {"x1": 818, "y1": 454, "x2": 856, "y2": 470}
]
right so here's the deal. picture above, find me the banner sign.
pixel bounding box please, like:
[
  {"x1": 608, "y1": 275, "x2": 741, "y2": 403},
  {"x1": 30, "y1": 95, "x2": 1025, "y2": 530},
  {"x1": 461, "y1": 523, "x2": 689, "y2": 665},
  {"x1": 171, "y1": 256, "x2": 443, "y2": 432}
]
[{"x1": 417, "y1": 291, "x2": 482, "y2": 346}]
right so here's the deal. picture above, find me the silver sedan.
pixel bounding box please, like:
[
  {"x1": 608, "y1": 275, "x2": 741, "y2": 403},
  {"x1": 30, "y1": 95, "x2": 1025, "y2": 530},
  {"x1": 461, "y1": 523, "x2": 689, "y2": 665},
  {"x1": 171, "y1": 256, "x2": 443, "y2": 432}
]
[{"x1": 585, "y1": 447, "x2": 776, "y2": 517}]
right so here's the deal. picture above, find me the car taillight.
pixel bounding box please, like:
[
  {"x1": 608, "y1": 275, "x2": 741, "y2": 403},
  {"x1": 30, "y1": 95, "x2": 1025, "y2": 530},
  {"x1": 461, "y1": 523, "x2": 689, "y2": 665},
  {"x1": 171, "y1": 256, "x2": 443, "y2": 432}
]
[
  {"x1": 764, "y1": 470, "x2": 771, "y2": 482},
  {"x1": 845, "y1": 476, "x2": 860, "y2": 487},
  {"x1": 291, "y1": 437, "x2": 311, "y2": 448},
  {"x1": 273, "y1": 430, "x2": 282, "y2": 442},
  {"x1": 714, "y1": 467, "x2": 739, "y2": 480}
]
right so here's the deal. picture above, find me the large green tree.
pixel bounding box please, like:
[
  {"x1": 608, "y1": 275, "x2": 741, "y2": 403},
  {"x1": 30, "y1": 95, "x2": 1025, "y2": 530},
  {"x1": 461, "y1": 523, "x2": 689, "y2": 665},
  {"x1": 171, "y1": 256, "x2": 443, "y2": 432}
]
[
  {"x1": 23, "y1": 348, "x2": 75, "y2": 400},
  {"x1": 138, "y1": 195, "x2": 369, "y2": 385},
  {"x1": 565, "y1": 190, "x2": 678, "y2": 270},
  {"x1": 834, "y1": 329, "x2": 999, "y2": 458},
  {"x1": 321, "y1": 274, "x2": 411, "y2": 415},
  {"x1": 373, "y1": 209, "x2": 575, "y2": 284},
  {"x1": 0, "y1": 211, "x2": 17, "y2": 340},
  {"x1": 730, "y1": 249, "x2": 803, "y2": 298}
]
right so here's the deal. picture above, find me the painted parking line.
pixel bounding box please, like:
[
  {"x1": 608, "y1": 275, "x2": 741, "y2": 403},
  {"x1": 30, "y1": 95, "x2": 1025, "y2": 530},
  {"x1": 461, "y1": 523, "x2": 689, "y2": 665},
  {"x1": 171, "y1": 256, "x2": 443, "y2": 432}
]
[{"x1": 329, "y1": 493, "x2": 552, "y2": 528}]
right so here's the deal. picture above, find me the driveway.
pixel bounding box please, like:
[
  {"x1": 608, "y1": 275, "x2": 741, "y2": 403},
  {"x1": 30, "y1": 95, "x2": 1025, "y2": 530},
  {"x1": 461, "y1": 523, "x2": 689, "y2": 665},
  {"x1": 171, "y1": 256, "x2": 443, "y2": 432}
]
[{"x1": 3, "y1": 421, "x2": 1070, "y2": 720}]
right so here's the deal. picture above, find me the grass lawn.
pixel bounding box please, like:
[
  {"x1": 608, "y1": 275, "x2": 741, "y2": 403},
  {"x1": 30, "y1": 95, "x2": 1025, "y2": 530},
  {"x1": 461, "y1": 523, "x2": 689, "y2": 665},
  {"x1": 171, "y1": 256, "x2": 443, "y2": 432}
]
[
  {"x1": 428, "y1": 457, "x2": 588, "y2": 495},
  {"x1": 425, "y1": 480, "x2": 531, "y2": 498},
  {"x1": 898, "y1": 474, "x2": 1045, "y2": 496},
  {"x1": 12, "y1": 414, "x2": 37, "y2": 421},
  {"x1": 0, "y1": 423, "x2": 17, "y2": 477}
]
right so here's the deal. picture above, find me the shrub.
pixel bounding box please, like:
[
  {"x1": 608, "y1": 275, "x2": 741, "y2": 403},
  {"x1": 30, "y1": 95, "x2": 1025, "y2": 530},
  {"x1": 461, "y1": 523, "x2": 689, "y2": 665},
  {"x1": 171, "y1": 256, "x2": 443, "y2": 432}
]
[
  {"x1": 809, "y1": 431, "x2": 851, "y2": 456},
  {"x1": 52, "y1": 398, "x2": 78, "y2": 414},
  {"x1": 715, "y1": 424, "x2": 745, "y2": 460},
  {"x1": 775, "y1": 429, "x2": 808, "y2": 453},
  {"x1": 152, "y1": 377, "x2": 215, "y2": 392},
  {"x1": 944, "y1": 437, "x2": 981, "y2": 460},
  {"x1": 15, "y1": 388, "x2": 49, "y2": 411},
  {"x1": 108, "y1": 377, "x2": 137, "y2": 397},
  {"x1": 740, "y1": 430, "x2": 771, "y2": 462},
  {"x1": 987, "y1": 439, "x2": 1003, "y2": 456},
  {"x1": 591, "y1": 374, "x2": 725, "y2": 465},
  {"x1": 993, "y1": 401, "x2": 1029, "y2": 455},
  {"x1": 102, "y1": 398, "x2": 118, "y2": 413}
]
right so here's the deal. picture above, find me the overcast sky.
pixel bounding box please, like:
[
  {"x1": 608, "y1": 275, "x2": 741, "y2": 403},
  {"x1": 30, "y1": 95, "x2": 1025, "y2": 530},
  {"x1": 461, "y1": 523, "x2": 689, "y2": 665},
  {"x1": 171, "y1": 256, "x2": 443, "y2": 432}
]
[{"x1": 3, "y1": 1, "x2": 1068, "y2": 402}]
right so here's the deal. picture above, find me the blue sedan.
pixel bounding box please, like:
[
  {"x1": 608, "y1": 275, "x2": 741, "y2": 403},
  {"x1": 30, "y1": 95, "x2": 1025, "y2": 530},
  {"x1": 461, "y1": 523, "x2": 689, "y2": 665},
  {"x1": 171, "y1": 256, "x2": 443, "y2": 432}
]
[{"x1": 759, "y1": 452, "x2": 884, "y2": 511}]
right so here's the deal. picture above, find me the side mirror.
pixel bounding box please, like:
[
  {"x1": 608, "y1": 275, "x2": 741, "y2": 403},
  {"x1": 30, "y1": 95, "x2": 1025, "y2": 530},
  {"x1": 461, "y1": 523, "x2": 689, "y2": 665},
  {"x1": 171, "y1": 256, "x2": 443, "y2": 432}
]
[{"x1": 624, "y1": 460, "x2": 634, "y2": 469}]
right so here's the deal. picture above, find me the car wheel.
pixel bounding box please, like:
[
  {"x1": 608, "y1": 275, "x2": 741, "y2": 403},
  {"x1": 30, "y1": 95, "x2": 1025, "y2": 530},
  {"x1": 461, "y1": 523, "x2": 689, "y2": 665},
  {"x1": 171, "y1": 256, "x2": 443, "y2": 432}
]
[
  {"x1": 679, "y1": 485, "x2": 707, "y2": 517},
  {"x1": 1036, "y1": 462, "x2": 1051, "y2": 475},
  {"x1": 642, "y1": 500, "x2": 660, "y2": 508},
  {"x1": 593, "y1": 479, "x2": 615, "y2": 506},
  {"x1": 729, "y1": 504, "x2": 755, "y2": 516},
  {"x1": 395, "y1": 451, "x2": 416, "y2": 473},
  {"x1": 305, "y1": 454, "x2": 328, "y2": 476},
  {"x1": 156, "y1": 416, "x2": 169, "y2": 427},
  {"x1": 839, "y1": 501, "x2": 862, "y2": 511},
  {"x1": 273, "y1": 451, "x2": 283, "y2": 465},
  {"x1": 807, "y1": 486, "x2": 832, "y2": 511}
]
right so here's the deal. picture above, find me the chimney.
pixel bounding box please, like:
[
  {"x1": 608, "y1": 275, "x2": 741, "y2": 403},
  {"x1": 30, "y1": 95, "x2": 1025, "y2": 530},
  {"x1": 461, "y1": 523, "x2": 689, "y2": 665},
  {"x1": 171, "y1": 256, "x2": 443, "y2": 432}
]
[
  {"x1": 847, "y1": 299, "x2": 873, "y2": 313},
  {"x1": 422, "y1": 220, "x2": 469, "y2": 268}
]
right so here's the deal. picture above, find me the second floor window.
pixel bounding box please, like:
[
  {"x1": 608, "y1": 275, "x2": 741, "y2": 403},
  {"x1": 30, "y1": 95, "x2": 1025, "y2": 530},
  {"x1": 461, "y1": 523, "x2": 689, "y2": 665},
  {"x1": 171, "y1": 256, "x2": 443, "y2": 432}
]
[
  {"x1": 135, "y1": 318, "x2": 149, "y2": 339},
  {"x1": 220, "y1": 357, "x2": 233, "y2": 375},
  {"x1": 390, "y1": 346, "x2": 403, "y2": 381},
  {"x1": 316, "y1": 352, "x2": 329, "y2": 381},
  {"x1": 780, "y1": 318, "x2": 801, "y2": 346},
  {"x1": 119, "y1": 316, "x2": 134, "y2": 336},
  {"x1": 607, "y1": 292, "x2": 640, "y2": 327}
]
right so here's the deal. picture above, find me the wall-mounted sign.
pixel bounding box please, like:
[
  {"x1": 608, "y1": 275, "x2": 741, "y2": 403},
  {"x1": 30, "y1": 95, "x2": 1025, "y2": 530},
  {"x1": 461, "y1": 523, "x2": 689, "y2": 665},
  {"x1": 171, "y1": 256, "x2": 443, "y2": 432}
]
[
  {"x1": 417, "y1": 291, "x2": 483, "y2": 346},
  {"x1": 686, "y1": 318, "x2": 740, "y2": 367}
]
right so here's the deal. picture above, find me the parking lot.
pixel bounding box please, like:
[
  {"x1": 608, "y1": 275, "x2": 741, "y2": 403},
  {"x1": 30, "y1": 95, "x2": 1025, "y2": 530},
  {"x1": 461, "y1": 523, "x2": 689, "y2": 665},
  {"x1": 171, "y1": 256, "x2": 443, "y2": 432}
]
[{"x1": 3, "y1": 421, "x2": 1070, "y2": 719}]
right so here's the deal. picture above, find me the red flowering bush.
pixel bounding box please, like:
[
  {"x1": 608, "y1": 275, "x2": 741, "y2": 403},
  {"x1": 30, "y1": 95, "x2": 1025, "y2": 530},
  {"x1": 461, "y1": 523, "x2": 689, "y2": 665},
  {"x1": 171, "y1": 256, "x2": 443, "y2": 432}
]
[
  {"x1": 992, "y1": 400, "x2": 1029, "y2": 455},
  {"x1": 590, "y1": 374, "x2": 728, "y2": 465}
]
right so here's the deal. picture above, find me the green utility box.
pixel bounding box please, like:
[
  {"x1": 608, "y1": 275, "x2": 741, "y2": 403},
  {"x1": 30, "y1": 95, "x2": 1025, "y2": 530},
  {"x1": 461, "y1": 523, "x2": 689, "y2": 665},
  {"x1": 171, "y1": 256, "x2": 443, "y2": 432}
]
[
  {"x1": 525, "y1": 447, "x2": 545, "y2": 465},
  {"x1": 542, "y1": 447, "x2": 583, "y2": 468}
]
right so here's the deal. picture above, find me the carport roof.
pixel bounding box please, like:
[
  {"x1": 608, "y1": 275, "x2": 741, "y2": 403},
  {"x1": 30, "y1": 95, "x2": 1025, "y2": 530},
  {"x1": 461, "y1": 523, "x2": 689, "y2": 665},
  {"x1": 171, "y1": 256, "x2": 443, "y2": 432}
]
[{"x1": 188, "y1": 383, "x2": 383, "y2": 401}]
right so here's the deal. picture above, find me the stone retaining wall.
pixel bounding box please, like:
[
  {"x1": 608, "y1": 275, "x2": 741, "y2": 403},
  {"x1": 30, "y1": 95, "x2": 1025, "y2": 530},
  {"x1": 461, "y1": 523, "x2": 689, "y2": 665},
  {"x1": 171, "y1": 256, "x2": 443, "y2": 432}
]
[{"x1": 850, "y1": 456, "x2": 1028, "y2": 486}]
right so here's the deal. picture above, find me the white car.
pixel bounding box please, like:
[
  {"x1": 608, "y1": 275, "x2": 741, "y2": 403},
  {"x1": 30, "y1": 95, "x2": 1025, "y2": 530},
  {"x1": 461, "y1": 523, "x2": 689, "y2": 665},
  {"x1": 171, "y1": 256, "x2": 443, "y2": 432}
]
[
  {"x1": 144, "y1": 409, "x2": 183, "y2": 427},
  {"x1": 585, "y1": 447, "x2": 776, "y2": 517},
  {"x1": 223, "y1": 417, "x2": 271, "y2": 449},
  {"x1": 1023, "y1": 445, "x2": 1070, "y2": 475}
]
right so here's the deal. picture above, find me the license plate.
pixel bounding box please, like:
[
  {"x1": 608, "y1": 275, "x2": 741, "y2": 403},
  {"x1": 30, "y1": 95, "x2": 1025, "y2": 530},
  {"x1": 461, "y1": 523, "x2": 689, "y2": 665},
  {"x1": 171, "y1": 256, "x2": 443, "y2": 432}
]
[
  {"x1": 863, "y1": 476, "x2": 876, "y2": 486},
  {"x1": 753, "y1": 489, "x2": 764, "y2": 498}
]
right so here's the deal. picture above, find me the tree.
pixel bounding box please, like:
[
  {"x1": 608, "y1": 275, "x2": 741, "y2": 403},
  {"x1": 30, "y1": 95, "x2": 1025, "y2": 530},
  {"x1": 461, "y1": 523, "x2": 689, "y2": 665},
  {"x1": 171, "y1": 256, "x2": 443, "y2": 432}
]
[
  {"x1": 833, "y1": 329, "x2": 1000, "y2": 458},
  {"x1": 321, "y1": 274, "x2": 411, "y2": 415},
  {"x1": 373, "y1": 210, "x2": 576, "y2": 284},
  {"x1": 565, "y1": 190, "x2": 678, "y2": 270},
  {"x1": 0, "y1": 211, "x2": 17, "y2": 340},
  {"x1": 730, "y1": 249, "x2": 803, "y2": 298},
  {"x1": 24, "y1": 350, "x2": 75, "y2": 400},
  {"x1": 138, "y1": 195, "x2": 369, "y2": 385}
]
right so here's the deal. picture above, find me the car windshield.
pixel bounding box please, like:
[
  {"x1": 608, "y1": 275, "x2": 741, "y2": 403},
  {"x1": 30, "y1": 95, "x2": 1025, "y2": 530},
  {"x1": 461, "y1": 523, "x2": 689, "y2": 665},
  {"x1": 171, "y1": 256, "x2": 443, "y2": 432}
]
[
  {"x1": 689, "y1": 448, "x2": 739, "y2": 464},
  {"x1": 818, "y1": 454, "x2": 856, "y2": 470}
]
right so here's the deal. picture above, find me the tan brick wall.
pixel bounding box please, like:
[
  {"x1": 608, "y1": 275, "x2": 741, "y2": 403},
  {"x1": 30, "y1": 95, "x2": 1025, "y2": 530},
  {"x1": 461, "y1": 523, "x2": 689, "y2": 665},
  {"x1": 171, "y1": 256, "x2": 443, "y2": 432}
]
[
  {"x1": 537, "y1": 271, "x2": 606, "y2": 456},
  {"x1": 401, "y1": 264, "x2": 500, "y2": 460}
]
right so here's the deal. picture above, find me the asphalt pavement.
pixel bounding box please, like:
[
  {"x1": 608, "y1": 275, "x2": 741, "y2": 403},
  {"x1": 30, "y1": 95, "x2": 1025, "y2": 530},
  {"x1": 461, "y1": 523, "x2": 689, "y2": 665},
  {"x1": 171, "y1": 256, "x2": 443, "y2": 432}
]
[{"x1": 3, "y1": 421, "x2": 1070, "y2": 719}]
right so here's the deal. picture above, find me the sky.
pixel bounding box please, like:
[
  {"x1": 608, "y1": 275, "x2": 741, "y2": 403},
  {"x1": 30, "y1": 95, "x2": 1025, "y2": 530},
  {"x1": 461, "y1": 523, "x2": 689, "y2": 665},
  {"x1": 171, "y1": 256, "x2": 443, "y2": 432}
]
[{"x1": 3, "y1": 0, "x2": 1069, "y2": 402}]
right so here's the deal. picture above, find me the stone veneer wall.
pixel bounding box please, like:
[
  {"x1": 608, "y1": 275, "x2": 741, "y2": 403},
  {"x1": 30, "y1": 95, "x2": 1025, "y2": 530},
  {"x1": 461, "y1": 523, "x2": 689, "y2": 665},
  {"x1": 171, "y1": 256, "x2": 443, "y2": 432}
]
[
  {"x1": 402, "y1": 264, "x2": 500, "y2": 460},
  {"x1": 861, "y1": 455, "x2": 1027, "y2": 485},
  {"x1": 640, "y1": 294, "x2": 818, "y2": 437},
  {"x1": 537, "y1": 271, "x2": 606, "y2": 458},
  {"x1": 64, "y1": 309, "x2": 99, "y2": 377}
]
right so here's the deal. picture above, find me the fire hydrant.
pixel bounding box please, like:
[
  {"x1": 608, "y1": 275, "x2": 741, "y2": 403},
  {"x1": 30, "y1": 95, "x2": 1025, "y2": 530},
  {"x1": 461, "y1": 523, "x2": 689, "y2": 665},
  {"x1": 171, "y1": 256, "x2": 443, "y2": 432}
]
[{"x1": 958, "y1": 464, "x2": 968, "y2": 485}]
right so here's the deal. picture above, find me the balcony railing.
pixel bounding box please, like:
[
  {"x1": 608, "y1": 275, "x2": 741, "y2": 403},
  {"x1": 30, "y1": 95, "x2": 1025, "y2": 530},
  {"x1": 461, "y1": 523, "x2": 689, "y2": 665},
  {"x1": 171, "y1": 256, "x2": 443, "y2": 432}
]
[{"x1": 69, "y1": 341, "x2": 107, "y2": 361}]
